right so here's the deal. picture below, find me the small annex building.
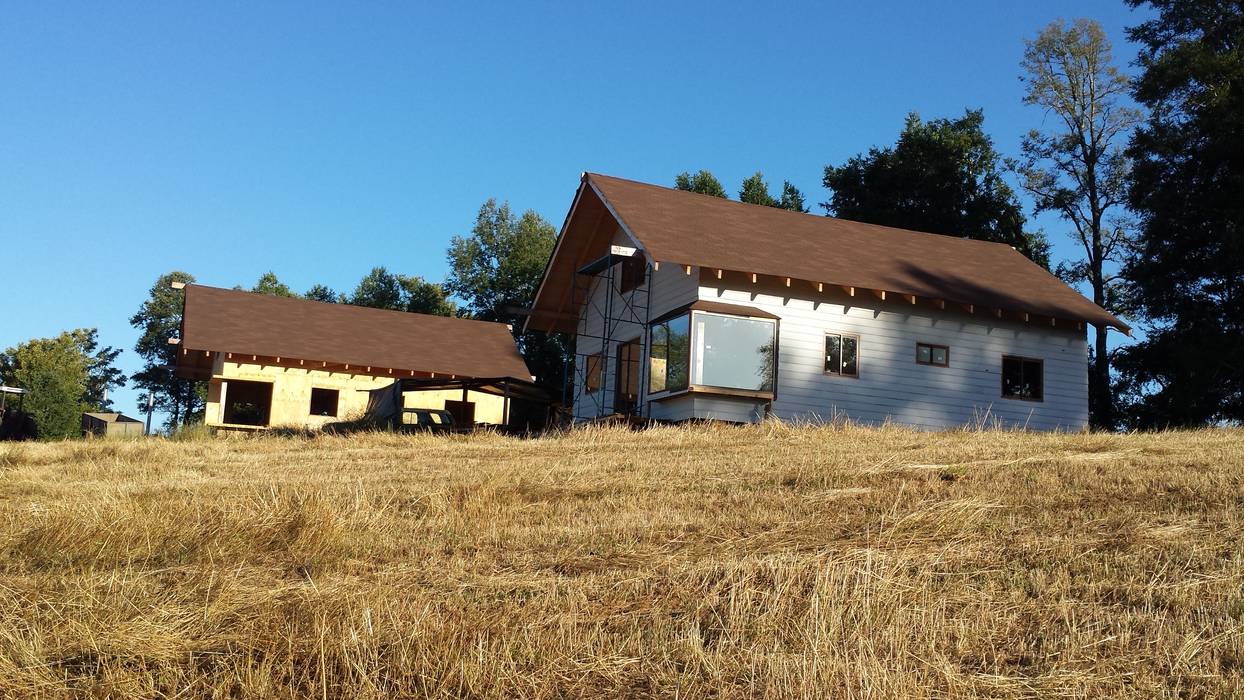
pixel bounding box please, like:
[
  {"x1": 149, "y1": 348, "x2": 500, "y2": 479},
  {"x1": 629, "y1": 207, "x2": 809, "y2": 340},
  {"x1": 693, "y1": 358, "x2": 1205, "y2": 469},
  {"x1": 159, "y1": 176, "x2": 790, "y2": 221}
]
[
  {"x1": 526, "y1": 173, "x2": 1130, "y2": 431},
  {"x1": 82, "y1": 412, "x2": 144, "y2": 438},
  {"x1": 174, "y1": 285, "x2": 536, "y2": 431}
]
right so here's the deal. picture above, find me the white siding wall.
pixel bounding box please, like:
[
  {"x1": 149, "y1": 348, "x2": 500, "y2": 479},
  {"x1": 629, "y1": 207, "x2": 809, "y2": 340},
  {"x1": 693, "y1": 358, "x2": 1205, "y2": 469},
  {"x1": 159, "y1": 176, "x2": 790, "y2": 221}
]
[
  {"x1": 571, "y1": 234, "x2": 698, "y2": 421},
  {"x1": 699, "y1": 283, "x2": 1089, "y2": 431}
]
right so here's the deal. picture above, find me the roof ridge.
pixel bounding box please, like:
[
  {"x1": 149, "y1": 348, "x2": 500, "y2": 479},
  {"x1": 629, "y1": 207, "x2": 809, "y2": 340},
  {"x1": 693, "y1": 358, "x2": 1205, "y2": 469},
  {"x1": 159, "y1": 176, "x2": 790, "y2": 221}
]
[
  {"x1": 187, "y1": 284, "x2": 512, "y2": 329},
  {"x1": 585, "y1": 172, "x2": 1019, "y2": 251}
]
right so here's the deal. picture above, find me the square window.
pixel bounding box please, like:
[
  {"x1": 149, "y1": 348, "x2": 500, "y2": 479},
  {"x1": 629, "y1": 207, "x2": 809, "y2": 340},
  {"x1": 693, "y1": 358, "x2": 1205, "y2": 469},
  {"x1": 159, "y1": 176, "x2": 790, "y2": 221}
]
[
  {"x1": 309, "y1": 387, "x2": 338, "y2": 417},
  {"x1": 1001, "y1": 356, "x2": 1043, "y2": 401},
  {"x1": 825, "y1": 333, "x2": 859, "y2": 377},
  {"x1": 917, "y1": 343, "x2": 949, "y2": 367}
]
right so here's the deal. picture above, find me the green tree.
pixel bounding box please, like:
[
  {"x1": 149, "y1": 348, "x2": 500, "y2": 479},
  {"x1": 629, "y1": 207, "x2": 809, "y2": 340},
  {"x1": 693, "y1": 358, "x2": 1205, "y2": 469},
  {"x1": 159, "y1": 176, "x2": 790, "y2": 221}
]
[
  {"x1": 739, "y1": 172, "x2": 777, "y2": 206},
  {"x1": 398, "y1": 275, "x2": 456, "y2": 316},
  {"x1": 71, "y1": 328, "x2": 127, "y2": 410},
  {"x1": 823, "y1": 110, "x2": 1051, "y2": 268},
  {"x1": 251, "y1": 271, "x2": 297, "y2": 297},
  {"x1": 130, "y1": 271, "x2": 203, "y2": 430},
  {"x1": 777, "y1": 181, "x2": 809, "y2": 213},
  {"x1": 1016, "y1": 19, "x2": 1142, "y2": 431},
  {"x1": 347, "y1": 267, "x2": 404, "y2": 310},
  {"x1": 739, "y1": 171, "x2": 810, "y2": 212},
  {"x1": 304, "y1": 284, "x2": 339, "y2": 303},
  {"x1": 1113, "y1": 0, "x2": 1244, "y2": 427},
  {"x1": 674, "y1": 170, "x2": 728, "y2": 198},
  {"x1": 0, "y1": 332, "x2": 91, "y2": 439},
  {"x1": 445, "y1": 199, "x2": 563, "y2": 387}
]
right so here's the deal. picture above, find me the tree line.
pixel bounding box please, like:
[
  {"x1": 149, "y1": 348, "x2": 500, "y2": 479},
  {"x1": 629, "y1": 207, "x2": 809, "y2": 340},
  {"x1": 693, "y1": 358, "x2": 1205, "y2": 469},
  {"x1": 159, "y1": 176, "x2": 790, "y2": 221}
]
[{"x1": 3, "y1": 0, "x2": 1240, "y2": 434}]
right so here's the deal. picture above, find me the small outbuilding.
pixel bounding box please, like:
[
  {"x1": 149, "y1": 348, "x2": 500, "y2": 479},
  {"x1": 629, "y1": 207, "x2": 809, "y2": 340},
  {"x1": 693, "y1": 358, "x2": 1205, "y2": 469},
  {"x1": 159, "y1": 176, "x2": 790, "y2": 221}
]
[
  {"x1": 82, "y1": 412, "x2": 145, "y2": 438},
  {"x1": 173, "y1": 284, "x2": 542, "y2": 431}
]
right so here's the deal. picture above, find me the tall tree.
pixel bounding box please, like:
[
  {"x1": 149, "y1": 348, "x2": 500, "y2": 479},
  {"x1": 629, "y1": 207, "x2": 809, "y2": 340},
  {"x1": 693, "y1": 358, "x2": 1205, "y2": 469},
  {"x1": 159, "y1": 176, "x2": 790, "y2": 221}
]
[
  {"x1": 0, "y1": 331, "x2": 92, "y2": 439},
  {"x1": 445, "y1": 199, "x2": 562, "y2": 388},
  {"x1": 347, "y1": 267, "x2": 404, "y2": 310},
  {"x1": 739, "y1": 171, "x2": 809, "y2": 212},
  {"x1": 304, "y1": 284, "x2": 339, "y2": 303},
  {"x1": 398, "y1": 275, "x2": 456, "y2": 316},
  {"x1": 1016, "y1": 18, "x2": 1142, "y2": 431},
  {"x1": 674, "y1": 170, "x2": 728, "y2": 198},
  {"x1": 251, "y1": 271, "x2": 297, "y2": 297},
  {"x1": 130, "y1": 271, "x2": 203, "y2": 430},
  {"x1": 71, "y1": 328, "x2": 127, "y2": 410},
  {"x1": 1113, "y1": 0, "x2": 1244, "y2": 427},
  {"x1": 823, "y1": 110, "x2": 1051, "y2": 268}
]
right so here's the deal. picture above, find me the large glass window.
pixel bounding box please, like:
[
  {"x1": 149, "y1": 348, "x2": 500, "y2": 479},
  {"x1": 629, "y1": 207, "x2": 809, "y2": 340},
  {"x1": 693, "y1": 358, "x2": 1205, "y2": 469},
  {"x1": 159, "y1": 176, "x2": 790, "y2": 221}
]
[
  {"x1": 825, "y1": 333, "x2": 860, "y2": 377},
  {"x1": 692, "y1": 313, "x2": 777, "y2": 392},
  {"x1": 1002, "y1": 356, "x2": 1043, "y2": 401},
  {"x1": 648, "y1": 314, "x2": 690, "y2": 393}
]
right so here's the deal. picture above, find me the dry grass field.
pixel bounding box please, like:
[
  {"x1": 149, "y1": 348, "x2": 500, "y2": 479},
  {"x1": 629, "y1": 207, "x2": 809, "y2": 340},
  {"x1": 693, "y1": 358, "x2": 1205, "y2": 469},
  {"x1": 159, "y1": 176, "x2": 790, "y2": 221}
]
[{"x1": 0, "y1": 424, "x2": 1241, "y2": 699}]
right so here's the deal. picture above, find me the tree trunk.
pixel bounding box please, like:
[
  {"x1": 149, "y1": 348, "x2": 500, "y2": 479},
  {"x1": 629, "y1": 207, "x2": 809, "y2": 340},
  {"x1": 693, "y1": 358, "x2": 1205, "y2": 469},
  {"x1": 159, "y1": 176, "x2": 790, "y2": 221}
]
[{"x1": 1091, "y1": 325, "x2": 1114, "y2": 431}]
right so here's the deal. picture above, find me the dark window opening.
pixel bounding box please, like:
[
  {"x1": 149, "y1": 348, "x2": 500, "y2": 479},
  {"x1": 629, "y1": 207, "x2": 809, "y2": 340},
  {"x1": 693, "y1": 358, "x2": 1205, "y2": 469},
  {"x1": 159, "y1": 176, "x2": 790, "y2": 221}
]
[
  {"x1": 619, "y1": 252, "x2": 646, "y2": 294},
  {"x1": 917, "y1": 343, "x2": 949, "y2": 367},
  {"x1": 309, "y1": 387, "x2": 339, "y2": 416},
  {"x1": 223, "y1": 380, "x2": 272, "y2": 426},
  {"x1": 1002, "y1": 356, "x2": 1043, "y2": 401},
  {"x1": 615, "y1": 339, "x2": 642, "y2": 413},
  {"x1": 825, "y1": 333, "x2": 859, "y2": 377}
]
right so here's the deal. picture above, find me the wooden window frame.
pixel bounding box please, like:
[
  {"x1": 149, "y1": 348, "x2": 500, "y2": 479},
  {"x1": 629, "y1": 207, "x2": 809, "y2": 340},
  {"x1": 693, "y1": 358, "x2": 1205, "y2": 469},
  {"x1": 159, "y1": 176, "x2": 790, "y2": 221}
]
[
  {"x1": 1000, "y1": 355, "x2": 1044, "y2": 402},
  {"x1": 308, "y1": 387, "x2": 339, "y2": 417},
  {"x1": 916, "y1": 342, "x2": 950, "y2": 368},
  {"x1": 584, "y1": 352, "x2": 604, "y2": 394},
  {"x1": 823, "y1": 331, "x2": 861, "y2": 378}
]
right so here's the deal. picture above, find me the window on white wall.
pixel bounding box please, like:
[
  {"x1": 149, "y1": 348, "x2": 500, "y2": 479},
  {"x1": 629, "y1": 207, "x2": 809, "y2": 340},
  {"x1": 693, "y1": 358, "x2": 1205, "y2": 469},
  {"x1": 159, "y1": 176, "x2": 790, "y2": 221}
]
[
  {"x1": 825, "y1": 333, "x2": 859, "y2": 377},
  {"x1": 1001, "y1": 356, "x2": 1043, "y2": 401},
  {"x1": 692, "y1": 313, "x2": 776, "y2": 392}
]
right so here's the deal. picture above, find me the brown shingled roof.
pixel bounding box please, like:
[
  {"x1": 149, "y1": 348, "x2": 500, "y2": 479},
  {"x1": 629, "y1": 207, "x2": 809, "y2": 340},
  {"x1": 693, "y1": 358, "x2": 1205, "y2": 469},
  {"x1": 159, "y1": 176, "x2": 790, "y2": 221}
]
[
  {"x1": 178, "y1": 285, "x2": 533, "y2": 380},
  {"x1": 526, "y1": 173, "x2": 1127, "y2": 333}
]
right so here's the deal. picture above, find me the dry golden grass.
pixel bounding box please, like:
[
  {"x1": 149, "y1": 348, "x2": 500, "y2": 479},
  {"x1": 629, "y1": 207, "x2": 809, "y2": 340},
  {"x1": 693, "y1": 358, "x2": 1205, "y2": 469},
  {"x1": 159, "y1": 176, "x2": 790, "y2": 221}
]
[{"x1": 0, "y1": 423, "x2": 1242, "y2": 698}]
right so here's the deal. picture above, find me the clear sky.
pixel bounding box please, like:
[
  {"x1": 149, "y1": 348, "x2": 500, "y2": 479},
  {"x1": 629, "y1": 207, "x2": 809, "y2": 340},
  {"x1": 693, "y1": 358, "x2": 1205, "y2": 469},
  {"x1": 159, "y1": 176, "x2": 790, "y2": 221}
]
[{"x1": 2, "y1": 1, "x2": 1150, "y2": 420}]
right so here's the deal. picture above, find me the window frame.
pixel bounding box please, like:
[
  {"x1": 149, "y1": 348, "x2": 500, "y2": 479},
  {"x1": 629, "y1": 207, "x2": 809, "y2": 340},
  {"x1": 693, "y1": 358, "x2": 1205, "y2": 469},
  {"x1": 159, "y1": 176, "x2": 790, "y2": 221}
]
[
  {"x1": 583, "y1": 352, "x2": 604, "y2": 394},
  {"x1": 823, "y1": 331, "x2": 861, "y2": 378},
  {"x1": 619, "y1": 252, "x2": 646, "y2": 294},
  {"x1": 1000, "y1": 355, "x2": 1044, "y2": 402},
  {"x1": 647, "y1": 309, "x2": 779, "y2": 401},
  {"x1": 308, "y1": 387, "x2": 340, "y2": 417},
  {"x1": 916, "y1": 342, "x2": 950, "y2": 368}
]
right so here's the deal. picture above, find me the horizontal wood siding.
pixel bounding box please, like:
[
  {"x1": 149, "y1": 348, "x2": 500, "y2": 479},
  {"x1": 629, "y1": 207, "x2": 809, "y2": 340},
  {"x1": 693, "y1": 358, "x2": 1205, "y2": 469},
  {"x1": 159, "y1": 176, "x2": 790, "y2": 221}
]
[
  {"x1": 648, "y1": 394, "x2": 766, "y2": 423},
  {"x1": 699, "y1": 283, "x2": 1089, "y2": 431},
  {"x1": 572, "y1": 230, "x2": 699, "y2": 420}
]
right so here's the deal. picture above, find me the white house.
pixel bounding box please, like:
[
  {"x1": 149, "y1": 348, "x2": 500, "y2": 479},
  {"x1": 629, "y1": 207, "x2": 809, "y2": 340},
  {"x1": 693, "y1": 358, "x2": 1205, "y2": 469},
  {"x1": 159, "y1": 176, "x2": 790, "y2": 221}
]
[{"x1": 525, "y1": 173, "x2": 1129, "y2": 431}]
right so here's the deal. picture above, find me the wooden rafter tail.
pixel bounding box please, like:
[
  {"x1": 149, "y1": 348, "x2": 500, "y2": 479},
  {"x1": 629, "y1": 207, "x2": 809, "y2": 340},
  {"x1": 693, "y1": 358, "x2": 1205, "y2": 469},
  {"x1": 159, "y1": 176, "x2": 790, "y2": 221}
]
[
  {"x1": 683, "y1": 264, "x2": 692, "y2": 275},
  {"x1": 873, "y1": 289, "x2": 887, "y2": 301},
  {"x1": 905, "y1": 294, "x2": 917, "y2": 305},
  {"x1": 751, "y1": 273, "x2": 758, "y2": 284},
  {"x1": 784, "y1": 277, "x2": 792, "y2": 288},
  {"x1": 963, "y1": 303, "x2": 975, "y2": 314},
  {"x1": 841, "y1": 285, "x2": 856, "y2": 297},
  {"x1": 715, "y1": 268, "x2": 723, "y2": 280},
  {"x1": 994, "y1": 308, "x2": 1003, "y2": 319},
  {"x1": 816, "y1": 282, "x2": 824, "y2": 293}
]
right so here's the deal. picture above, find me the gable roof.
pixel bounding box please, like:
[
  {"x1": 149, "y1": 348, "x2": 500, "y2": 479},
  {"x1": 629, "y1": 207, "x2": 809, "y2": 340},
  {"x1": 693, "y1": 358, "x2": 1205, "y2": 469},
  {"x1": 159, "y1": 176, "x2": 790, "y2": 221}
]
[
  {"x1": 178, "y1": 285, "x2": 533, "y2": 380},
  {"x1": 526, "y1": 173, "x2": 1128, "y2": 333}
]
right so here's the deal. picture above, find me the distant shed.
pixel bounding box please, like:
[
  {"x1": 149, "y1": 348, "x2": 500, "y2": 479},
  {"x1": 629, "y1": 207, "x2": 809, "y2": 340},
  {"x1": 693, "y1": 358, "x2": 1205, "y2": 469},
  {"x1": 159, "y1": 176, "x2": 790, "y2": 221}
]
[{"x1": 82, "y1": 412, "x2": 145, "y2": 438}]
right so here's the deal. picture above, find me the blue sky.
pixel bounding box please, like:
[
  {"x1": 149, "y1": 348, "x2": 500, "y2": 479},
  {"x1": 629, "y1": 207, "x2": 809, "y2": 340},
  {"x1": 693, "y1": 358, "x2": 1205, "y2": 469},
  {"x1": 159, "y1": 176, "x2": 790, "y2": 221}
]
[{"x1": 2, "y1": 1, "x2": 1149, "y2": 419}]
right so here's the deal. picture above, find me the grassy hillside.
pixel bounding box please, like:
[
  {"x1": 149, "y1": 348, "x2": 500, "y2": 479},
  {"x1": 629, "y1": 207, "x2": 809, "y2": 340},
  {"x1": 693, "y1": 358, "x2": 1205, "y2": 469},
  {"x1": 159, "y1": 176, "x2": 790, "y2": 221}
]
[{"x1": 0, "y1": 425, "x2": 1241, "y2": 698}]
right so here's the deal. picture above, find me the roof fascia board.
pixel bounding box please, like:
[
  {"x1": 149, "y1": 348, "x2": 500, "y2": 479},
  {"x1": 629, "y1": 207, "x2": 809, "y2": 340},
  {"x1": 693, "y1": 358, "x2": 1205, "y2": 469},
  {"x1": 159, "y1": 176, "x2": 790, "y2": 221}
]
[{"x1": 524, "y1": 176, "x2": 589, "y2": 334}]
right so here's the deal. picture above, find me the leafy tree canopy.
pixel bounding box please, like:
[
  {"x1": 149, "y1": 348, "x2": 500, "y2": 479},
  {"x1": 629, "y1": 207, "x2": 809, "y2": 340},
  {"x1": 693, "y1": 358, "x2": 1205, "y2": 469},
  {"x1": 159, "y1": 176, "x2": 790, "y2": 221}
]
[
  {"x1": 739, "y1": 171, "x2": 809, "y2": 212},
  {"x1": 674, "y1": 170, "x2": 728, "y2": 198},
  {"x1": 347, "y1": 267, "x2": 405, "y2": 311},
  {"x1": 398, "y1": 275, "x2": 456, "y2": 316},
  {"x1": 1114, "y1": 0, "x2": 1244, "y2": 427},
  {"x1": 823, "y1": 109, "x2": 1051, "y2": 268},
  {"x1": 251, "y1": 271, "x2": 297, "y2": 297},
  {"x1": 130, "y1": 271, "x2": 203, "y2": 430},
  {"x1": 304, "y1": 284, "x2": 340, "y2": 303},
  {"x1": 445, "y1": 199, "x2": 563, "y2": 387},
  {"x1": 0, "y1": 331, "x2": 92, "y2": 439}
]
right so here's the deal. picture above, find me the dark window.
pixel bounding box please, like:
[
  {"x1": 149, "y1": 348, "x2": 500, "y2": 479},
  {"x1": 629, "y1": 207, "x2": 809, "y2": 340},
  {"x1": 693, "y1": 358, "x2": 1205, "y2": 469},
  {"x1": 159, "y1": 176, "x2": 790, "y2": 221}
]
[
  {"x1": 619, "y1": 252, "x2": 646, "y2": 294},
  {"x1": 1001, "y1": 356, "x2": 1043, "y2": 401},
  {"x1": 825, "y1": 333, "x2": 859, "y2": 377},
  {"x1": 223, "y1": 380, "x2": 272, "y2": 426},
  {"x1": 309, "y1": 387, "x2": 339, "y2": 416},
  {"x1": 584, "y1": 353, "x2": 603, "y2": 393},
  {"x1": 615, "y1": 339, "x2": 642, "y2": 413},
  {"x1": 917, "y1": 343, "x2": 949, "y2": 367},
  {"x1": 648, "y1": 314, "x2": 690, "y2": 393}
]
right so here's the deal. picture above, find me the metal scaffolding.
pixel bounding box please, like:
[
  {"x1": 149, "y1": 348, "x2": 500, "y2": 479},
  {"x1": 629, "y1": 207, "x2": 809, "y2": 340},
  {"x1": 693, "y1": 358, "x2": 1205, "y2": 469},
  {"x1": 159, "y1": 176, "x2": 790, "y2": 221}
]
[{"x1": 569, "y1": 248, "x2": 652, "y2": 419}]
